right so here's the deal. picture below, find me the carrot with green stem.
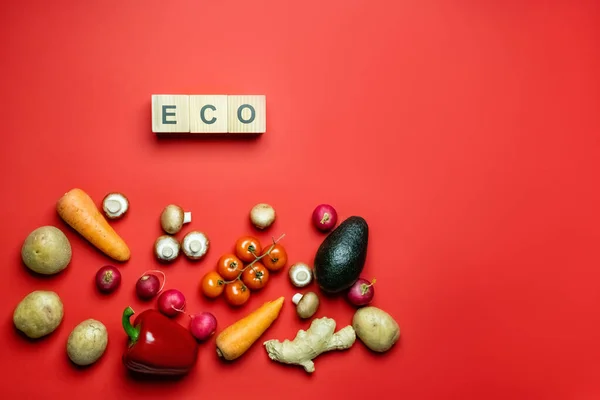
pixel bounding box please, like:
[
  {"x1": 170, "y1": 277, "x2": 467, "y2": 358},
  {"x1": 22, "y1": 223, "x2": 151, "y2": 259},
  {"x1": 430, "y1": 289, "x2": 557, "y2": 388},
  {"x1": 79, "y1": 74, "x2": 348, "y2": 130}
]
[
  {"x1": 216, "y1": 296, "x2": 285, "y2": 361},
  {"x1": 56, "y1": 188, "x2": 131, "y2": 262}
]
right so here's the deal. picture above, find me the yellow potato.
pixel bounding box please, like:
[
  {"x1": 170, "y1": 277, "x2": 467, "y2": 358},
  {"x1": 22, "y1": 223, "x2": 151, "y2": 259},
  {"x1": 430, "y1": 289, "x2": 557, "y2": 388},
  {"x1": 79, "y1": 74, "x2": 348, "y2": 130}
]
[
  {"x1": 66, "y1": 319, "x2": 108, "y2": 366},
  {"x1": 13, "y1": 290, "x2": 64, "y2": 339},
  {"x1": 21, "y1": 226, "x2": 72, "y2": 275},
  {"x1": 352, "y1": 306, "x2": 400, "y2": 353}
]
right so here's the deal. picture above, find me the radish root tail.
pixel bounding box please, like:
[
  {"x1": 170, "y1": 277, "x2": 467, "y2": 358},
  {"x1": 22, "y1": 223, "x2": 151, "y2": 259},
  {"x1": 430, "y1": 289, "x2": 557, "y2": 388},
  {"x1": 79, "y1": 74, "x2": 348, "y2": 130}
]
[{"x1": 140, "y1": 269, "x2": 167, "y2": 294}]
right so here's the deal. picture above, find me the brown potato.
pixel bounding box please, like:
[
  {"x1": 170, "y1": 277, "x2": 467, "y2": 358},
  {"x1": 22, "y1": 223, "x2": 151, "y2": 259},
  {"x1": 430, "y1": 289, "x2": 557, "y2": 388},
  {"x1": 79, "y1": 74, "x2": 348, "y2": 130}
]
[
  {"x1": 352, "y1": 306, "x2": 400, "y2": 353},
  {"x1": 21, "y1": 226, "x2": 72, "y2": 275},
  {"x1": 66, "y1": 319, "x2": 108, "y2": 366},
  {"x1": 13, "y1": 290, "x2": 64, "y2": 339}
]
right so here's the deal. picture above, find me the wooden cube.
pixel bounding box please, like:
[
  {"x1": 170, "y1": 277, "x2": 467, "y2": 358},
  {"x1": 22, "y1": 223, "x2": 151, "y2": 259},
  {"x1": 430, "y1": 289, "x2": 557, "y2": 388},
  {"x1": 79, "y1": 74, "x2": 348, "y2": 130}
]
[
  {"x1": 152, "y1": 95, "x2": 190, "y2": 133},
  {"x1": 227, "y1": 95, "x2": 266, "y2": 134},
  {"x1": 189, "y1": 95, "x2": 228, "y2": 133}
]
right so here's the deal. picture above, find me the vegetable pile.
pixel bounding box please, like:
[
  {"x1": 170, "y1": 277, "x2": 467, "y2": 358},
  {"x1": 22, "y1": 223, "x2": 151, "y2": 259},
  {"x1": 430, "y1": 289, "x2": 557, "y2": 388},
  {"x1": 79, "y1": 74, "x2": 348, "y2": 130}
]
[{"x1": 11, "y1": 189, "x2": 401, "y2": 378}]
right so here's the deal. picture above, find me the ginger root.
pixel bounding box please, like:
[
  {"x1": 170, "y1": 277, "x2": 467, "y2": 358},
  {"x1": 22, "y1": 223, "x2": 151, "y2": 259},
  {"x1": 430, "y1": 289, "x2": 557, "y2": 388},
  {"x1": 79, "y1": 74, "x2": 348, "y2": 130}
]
[{"x1": 263, "y1": 317, "x2": 356, "y2": 373}]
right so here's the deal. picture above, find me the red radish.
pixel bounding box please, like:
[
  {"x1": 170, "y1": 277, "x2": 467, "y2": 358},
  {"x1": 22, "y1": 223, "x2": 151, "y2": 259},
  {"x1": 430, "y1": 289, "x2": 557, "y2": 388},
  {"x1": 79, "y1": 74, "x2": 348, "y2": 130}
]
[
  {"x1": 135, "y1": 270, "x2": 165, "y2": 300},
  {"x1": 312, "y1": 204, "x2": 338, "y2": 232},
  {"x1": 347, "y1": 278, "x2": 376, "y2": 306},
  {"x1": 95, "y1": 265, "x2": 121, "y2": 293},
  {"x1": 157, "y1": 289, "x2": 186, "y2": 317},
  {"x1": 189, "y1": 312, "x2": 217, "y2": 341}
]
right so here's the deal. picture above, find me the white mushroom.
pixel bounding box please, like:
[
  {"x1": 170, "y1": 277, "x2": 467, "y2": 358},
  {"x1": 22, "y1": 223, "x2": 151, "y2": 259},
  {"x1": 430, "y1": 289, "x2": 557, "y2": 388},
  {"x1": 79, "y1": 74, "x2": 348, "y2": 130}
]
[
  {"x1": 160, "y1": 204, "x2": 191, "y2": 235},
  {"x1": 182, "y1": 231, "x2": 209, "y2": 260},
  {"x1": 102, "y1": 193, "x2": 129, "y2": 219},
  {"x1": 154, "y1": 235, "x2": 180, "y2": 262},
  {"x1": 289, "y1": 262, "x2": 313, "y2": 287},
  {"x1": 292, "y1": 292, "x2": 320, "y2": 319},
  {"x1": 250, "y1": 203, "x2": 276, "y2": 230}
]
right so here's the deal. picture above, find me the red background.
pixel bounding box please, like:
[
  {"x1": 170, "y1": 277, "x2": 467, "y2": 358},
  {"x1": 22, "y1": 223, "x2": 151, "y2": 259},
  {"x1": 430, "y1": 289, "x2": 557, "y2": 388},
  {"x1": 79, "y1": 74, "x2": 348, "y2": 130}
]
[{"x1": 1, "y1": 1, "x2": 599, "y2": 399}]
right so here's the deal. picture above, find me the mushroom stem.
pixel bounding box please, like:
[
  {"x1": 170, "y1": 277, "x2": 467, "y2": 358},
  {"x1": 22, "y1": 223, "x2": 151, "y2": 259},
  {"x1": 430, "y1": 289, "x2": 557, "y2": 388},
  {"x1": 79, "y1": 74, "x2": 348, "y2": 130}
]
[
  {"x1": 181, "y1": 231, "x2": 209, "y2": 260},
  {"x1": 189, "y1": 240, "x2": 201, "y2": 253},
  {"x1": 289, "y1": 262, "x2": 313, "y2": 287},
  {"x1": 294, "y1": 292, "x2": 320, "y2": 319},
  {"x1": 105, "y1": 200, "x2": 121, "y2": 213},
  {"x1": 296, "y1": 270, "x2": 309, "y2": 282},
  {"x1": 183, "y1": 212, "x2": 192, "y2": 224},
  {"x1": 154, "y1": 235, "x2": 180, "y2": 262},
  {"x1": 102, "y1": 192, "x2": 129, "y2": 219},
  {"x1": 292, "y1": 293, "x2": 303, "y2": 305}
]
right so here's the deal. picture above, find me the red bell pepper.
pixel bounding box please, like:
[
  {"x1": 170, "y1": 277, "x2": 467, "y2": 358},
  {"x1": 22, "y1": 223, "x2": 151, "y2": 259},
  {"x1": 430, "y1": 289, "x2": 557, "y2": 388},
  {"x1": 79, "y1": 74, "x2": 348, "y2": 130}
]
[{"x1": 122, "y1": 306, "x2": 199, "y2": 376}]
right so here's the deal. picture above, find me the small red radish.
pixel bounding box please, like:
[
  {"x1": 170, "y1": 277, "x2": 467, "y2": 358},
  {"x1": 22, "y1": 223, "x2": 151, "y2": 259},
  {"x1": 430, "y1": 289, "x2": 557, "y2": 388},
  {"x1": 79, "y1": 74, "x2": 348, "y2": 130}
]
[
  {"x1": 157, "y1": 289, "x2": 186, "y2": 317},
  {"x1": 347, "y1": 278, "x2": 376, "y2": 306},
  {"x1": 95, "y1": 265, "x2": 121, "y2": 293},
  {"x1": 135, "y1": 270, "x2": 165, "y2": 300},
  {"x1": 312, "y1": 204, "x2": 338, "y2": 232},
  {"x1": 189, "y1": 312, "x2": 217, "y2": 341}
]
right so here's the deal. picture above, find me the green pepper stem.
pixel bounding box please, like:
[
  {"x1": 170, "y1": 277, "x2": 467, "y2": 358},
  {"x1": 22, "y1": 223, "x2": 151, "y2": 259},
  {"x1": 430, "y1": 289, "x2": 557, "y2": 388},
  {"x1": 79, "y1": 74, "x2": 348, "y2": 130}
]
[{"x1": 122, "y1": 306, "x2": 140, "y2": 342}]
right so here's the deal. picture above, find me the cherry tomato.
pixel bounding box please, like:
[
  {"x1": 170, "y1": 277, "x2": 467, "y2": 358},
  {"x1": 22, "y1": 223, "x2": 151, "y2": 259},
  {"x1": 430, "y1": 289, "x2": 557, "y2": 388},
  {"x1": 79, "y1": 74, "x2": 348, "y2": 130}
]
[
  {"x1": 216, "y1": 253, "x2": 244, "y2": 280},
  {"x1": 242, "y1": 262, "x2": 270, "y2": 290},
  {"x1": 224, "y1": 281, "x2": 251, "y2": 306},
  {"x1": 235, "y1": 236, "x2": 262, "y2": 263},
  {"x1": 201, "y1": 271, "x2": 225, "y2": 298},
  {"x1": 261, "y1": 244, "x2": 288, "y2": 271}
]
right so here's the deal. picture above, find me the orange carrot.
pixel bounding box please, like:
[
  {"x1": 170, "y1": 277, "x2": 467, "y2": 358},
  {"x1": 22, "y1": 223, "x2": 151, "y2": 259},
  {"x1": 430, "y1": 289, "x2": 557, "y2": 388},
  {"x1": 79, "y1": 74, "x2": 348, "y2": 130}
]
[
  {"x1": 56, "y1": 188, "x2": 131, "y2": 262},
  {"x1": 216, "y1": 296, "x2": 285, "y2": 360}
]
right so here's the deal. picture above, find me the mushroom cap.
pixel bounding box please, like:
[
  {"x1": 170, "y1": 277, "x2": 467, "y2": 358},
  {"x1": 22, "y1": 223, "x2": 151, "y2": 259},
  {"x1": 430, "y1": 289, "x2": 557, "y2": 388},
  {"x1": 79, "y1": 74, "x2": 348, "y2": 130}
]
[
  {"x1": 182, "y1": 231, "x2": 209, "y2": 260},
  {"x1": 296, "y1": 292, "x2": 319, "y2": 319},
  {"x1": 102, "y1": 193, "x2": 129, "y2": 219},
  {"x1": 154, "y1": 235, "x2": 180, "y2": 262},
  {"x1": 289, "y1": 262, "x2": 313, "y2": 287},
  {"x1": 160, "y1": 204, "x2": 184, "y2": 234},
  {"x1": 250, "y1": 203, "x2": 276, "y2": 229}
]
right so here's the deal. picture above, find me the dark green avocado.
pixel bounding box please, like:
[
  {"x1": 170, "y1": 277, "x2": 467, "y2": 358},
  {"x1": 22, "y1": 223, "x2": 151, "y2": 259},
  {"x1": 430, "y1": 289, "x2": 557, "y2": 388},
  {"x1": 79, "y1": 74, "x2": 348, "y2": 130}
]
[{"x1": 313, "y1": 216, "x2": 369, "y2": 293}]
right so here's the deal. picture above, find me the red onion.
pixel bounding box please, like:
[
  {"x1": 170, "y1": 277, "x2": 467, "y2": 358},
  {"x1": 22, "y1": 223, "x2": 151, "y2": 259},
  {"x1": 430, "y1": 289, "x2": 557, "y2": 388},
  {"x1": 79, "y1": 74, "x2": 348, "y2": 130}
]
[
  {"x1": 312, "y1": 204, "x2": 338, "y2": 232},
  {"x1": 347, "y1": 278, "x2": 376, "y2": 306},
  {"x1": 95, "y1": 265, "x2": 121, "y2": 293},
  {"x1": 189, "y1": 312, "x2": 217, "y2": 341},
  {"x1": 157, "y1": 289, "x2": 186, "y2": 317},
  {"x1": 135, "y1": 270, "x2": 165, "y2": 300}
]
